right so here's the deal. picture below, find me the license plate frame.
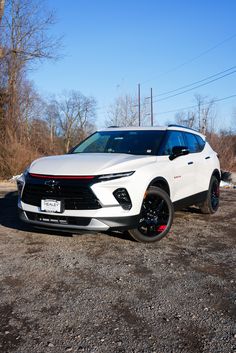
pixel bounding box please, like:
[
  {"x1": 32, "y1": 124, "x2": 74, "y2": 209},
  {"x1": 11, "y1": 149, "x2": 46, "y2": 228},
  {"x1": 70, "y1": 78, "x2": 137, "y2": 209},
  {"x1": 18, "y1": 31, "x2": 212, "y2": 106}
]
[{"x1": 41, "y1": 199, "x2": 63, "y2": 213}]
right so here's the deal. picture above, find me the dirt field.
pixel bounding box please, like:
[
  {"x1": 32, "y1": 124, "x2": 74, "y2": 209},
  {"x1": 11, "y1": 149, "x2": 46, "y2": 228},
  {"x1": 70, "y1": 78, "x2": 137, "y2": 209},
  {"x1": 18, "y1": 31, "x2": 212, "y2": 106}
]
[{"x1": 0, "y1": 184, "x2": 235, "y2": 353}]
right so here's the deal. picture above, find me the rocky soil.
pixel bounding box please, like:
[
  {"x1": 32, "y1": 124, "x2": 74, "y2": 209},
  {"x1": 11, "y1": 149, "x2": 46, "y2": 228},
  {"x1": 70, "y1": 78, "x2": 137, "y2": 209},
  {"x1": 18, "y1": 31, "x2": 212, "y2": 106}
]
[{"x1": 0, "y1": 185, "x2": 235, "y2": 353}]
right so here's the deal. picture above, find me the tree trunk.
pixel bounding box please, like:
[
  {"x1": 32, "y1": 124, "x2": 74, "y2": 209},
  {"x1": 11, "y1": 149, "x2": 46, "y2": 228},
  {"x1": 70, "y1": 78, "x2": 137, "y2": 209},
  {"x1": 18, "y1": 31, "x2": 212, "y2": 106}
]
[
  {"x1": 0, "y1": 0, "x2": 5, "y2": 58},
  {"x1": 0, "y1": 0, "x2": 4, "y2": 26}
]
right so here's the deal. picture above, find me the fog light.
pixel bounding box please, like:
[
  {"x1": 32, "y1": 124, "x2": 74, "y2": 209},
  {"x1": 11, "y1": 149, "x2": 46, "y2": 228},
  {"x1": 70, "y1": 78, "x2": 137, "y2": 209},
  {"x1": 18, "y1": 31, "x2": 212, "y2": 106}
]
[{"x1": 113, "y1": 188, "x2": 132, "y2": 210}]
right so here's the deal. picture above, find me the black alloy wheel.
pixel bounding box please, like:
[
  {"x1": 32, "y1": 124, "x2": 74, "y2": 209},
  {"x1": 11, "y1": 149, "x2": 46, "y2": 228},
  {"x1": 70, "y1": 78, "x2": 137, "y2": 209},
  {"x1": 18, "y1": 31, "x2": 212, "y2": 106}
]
[
  {"x1": 200, "y1": 175, "x2": 220, "y2": 214},
  {"x1": 128, "y1": 186, "x2": 174, "y2": 243},
  {"x1": 210, "y1": 177, "x2": 220, "y2": 211}
]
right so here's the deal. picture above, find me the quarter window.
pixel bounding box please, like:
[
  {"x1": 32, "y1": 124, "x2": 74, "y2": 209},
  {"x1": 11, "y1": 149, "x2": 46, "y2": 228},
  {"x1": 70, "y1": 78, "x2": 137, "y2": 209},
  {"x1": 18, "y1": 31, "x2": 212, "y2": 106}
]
[
  {"x1": 195, "y1": 135, "x2": 206, "y2": 152},
  {"x1": 184, "y1": 133, "x2": 200, "y2": 153}
]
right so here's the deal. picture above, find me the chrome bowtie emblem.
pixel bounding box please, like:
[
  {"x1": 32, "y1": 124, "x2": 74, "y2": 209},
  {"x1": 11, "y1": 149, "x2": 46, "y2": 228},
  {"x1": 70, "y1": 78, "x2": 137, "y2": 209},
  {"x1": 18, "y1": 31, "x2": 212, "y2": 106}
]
[{"x1": 44, "y1": 180, "x2": 61, "y2": 193}]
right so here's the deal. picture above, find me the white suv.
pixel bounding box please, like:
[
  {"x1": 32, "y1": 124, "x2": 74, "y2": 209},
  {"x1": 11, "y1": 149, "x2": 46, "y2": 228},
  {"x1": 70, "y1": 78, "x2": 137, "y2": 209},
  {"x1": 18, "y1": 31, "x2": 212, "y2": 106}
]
[{"x1": 17, "y1": 125, "x2": 221, "y2": 242}]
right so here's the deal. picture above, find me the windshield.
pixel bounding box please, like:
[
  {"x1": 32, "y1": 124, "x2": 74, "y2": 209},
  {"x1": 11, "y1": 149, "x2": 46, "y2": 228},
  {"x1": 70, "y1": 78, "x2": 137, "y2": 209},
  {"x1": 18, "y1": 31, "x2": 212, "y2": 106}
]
[{"x1": 71, "y1": 130, "x2": 166, "y2": 155}]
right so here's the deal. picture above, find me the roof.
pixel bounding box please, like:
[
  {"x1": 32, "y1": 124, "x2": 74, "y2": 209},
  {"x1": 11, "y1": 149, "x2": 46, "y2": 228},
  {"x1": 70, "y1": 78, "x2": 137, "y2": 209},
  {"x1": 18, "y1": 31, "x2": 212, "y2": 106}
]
[
  {"x1": 101, "y1": 126, "x2": 167, "y2": 131},
  {"x1": 99, "y1": 125, "x2": 205, "y2": 138}
]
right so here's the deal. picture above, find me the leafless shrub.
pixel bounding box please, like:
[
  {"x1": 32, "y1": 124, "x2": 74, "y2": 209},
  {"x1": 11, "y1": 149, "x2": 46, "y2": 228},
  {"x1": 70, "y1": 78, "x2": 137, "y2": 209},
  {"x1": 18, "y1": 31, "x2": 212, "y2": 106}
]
[
  {"x1": 0, "y1": 129, "x2": 40, "y2": 178},
  {"x1": 207, "y1": 131, "x2": 236, "y2": 171}
]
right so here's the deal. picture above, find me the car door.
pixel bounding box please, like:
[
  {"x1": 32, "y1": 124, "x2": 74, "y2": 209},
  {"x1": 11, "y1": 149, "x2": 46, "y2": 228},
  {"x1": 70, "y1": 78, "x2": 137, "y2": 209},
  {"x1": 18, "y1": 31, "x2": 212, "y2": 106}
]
[
  {"x1": 183, "y1": 132, "x2": 207, "y2": 195},
  {"x1": 188, "y1": 133, "x2": 216, "y2": 193},
  {"x1": 161, "y1": 130, "x2": 197, "y2": 202}
]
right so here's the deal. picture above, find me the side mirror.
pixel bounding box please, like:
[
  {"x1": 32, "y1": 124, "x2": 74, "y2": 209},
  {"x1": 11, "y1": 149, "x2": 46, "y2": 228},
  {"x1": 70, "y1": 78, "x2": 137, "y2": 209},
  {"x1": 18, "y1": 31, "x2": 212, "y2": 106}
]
[{"x1": 169, "y1": 146, "x2": 189, "y2": 160}]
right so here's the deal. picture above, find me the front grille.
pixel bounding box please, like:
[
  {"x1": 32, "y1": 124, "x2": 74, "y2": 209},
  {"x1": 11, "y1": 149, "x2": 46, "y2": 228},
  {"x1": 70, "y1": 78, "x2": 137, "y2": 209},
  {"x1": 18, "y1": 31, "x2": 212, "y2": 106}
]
[
  {"x1": 22, "y1": 175, "x2": 101, "y2": 210},
  {"x1": 26, "y1": 211, "x2": 91, "y2": 226}
]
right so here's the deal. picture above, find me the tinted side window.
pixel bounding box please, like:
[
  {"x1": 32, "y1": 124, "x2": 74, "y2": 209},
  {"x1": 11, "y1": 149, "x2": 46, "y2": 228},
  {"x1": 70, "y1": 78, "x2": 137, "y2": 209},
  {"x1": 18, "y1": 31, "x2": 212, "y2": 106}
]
[
  {"x1": 195, "y1": 135, "x2": 206, "y2": 152},
  {"x1": 161, "y1": 131, "x2": 185, "y2": 155},
  {"x1": 184, "y1": 133, "x2": 200, "y2": 153}
]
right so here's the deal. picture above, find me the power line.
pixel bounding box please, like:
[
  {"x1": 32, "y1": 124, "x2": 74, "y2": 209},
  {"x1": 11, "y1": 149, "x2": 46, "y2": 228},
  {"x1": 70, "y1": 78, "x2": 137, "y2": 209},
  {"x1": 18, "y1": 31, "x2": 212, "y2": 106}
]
[
  {"x1": 152, "y1": 69, "x2": 236, "y2": 103},
  {"x1": 156, "y1": 93, "x2": 236, "y2": 116},
  {"x1": 154, "y1": 65, "x2": 236, "y2": 98},
  {"x1": 96, "y1": 93, "x2": 236, "y2": 126},
  {"x1": 96, "y1": 65, "x2": 236, "y2": 113},
  {"x1": 141, "y1": 33, "x2": 236, "y2": 85}
]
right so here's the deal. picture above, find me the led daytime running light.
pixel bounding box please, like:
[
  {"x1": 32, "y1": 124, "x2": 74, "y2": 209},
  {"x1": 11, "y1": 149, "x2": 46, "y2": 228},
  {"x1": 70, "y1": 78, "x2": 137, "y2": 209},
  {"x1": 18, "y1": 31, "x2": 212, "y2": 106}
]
[{"x1": 98, "y1": 171, "x2": 135, "y2": 180}]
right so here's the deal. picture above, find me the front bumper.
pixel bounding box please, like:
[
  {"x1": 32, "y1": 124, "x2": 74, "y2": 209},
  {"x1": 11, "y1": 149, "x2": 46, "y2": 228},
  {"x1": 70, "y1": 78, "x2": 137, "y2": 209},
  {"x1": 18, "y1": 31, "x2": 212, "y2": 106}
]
[
  {"x1": 17, "y1": 171, "x2": 147, "y2": 232},
  {"x1": 18, "y1": 208, "x2": 140, "y2": 232}
]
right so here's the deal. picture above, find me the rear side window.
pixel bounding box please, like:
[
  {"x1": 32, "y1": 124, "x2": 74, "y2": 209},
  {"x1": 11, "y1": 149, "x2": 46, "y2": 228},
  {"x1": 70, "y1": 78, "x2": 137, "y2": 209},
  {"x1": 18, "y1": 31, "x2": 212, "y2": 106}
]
[
  {"x1": 195, "y1": 135, "x2": 206, "y2": 152},
  {"x1": 184, "y1": 133, "x2": 201, "y2": 153},
  {"x1": 183, "y1": 132, "x2": 206, "y2": 153},
  {"x1": 161, "y1": 131, "x2": 185, "y2": 155}
]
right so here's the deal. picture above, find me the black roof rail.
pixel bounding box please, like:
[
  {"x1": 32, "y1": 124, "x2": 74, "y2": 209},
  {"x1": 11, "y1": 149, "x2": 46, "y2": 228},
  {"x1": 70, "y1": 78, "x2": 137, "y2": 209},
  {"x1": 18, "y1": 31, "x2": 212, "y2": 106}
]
[
  {"x1": 168, "y1": 124, "x2": 199, "y2": 133},
  {"x1": 107, "y1": 125, "x2": 120, "y2": 128}
]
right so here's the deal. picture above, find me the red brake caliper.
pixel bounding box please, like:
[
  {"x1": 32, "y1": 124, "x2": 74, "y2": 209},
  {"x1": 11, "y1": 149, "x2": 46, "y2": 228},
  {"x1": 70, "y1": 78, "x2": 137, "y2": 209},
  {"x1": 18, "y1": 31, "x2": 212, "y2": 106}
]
[{"x1": 156, "y1": 225, "x2": 166, "y2": 233}]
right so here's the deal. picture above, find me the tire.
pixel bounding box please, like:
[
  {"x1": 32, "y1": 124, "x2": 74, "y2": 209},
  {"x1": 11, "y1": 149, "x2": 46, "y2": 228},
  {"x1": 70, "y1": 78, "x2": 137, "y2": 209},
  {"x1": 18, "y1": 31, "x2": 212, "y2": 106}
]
[
  {"x1": 200, "y1": 175, "x2": 220, "y2": 214},
  {"x1": 128, "y1": 186, "x2": 174, "y2": 243}
]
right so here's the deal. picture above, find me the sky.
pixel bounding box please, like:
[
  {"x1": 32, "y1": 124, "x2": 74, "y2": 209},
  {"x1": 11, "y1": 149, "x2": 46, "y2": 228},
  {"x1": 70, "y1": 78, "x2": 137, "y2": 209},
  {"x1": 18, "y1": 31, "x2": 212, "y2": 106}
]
[{"x1": 30, "y1": 0, "x2": 236, "y2": 130}]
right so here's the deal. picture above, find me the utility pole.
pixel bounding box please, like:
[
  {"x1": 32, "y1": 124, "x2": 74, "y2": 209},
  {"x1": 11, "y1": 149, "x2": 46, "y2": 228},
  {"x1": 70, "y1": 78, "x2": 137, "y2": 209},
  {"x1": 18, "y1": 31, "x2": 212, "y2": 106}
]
[
  {"x1": 150, "y1": 87, "x2": 153, "y2": 126},
  {"x1": 145, "y1": 88, "x2": 154, "y2": 126},
  {"x1": 138, "y1": 83, "x2": 141, "y2": 126}
]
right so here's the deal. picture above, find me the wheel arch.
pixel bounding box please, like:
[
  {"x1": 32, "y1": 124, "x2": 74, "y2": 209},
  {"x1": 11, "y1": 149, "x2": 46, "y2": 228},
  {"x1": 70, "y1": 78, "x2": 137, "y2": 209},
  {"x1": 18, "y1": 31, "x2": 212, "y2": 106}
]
[
  {"x1": 212, "y1": 169, "x2": 221, "y2": 182},
  {"x1": 148, "y1": 177, "x2": 170, "y2": 196}
]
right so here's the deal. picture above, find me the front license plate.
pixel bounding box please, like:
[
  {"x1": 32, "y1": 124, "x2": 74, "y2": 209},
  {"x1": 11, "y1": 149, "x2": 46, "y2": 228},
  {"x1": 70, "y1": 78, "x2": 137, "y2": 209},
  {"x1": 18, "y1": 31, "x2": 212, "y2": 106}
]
[{"x1": 41, "y1": 199, "x2": 62, "y2": 213}]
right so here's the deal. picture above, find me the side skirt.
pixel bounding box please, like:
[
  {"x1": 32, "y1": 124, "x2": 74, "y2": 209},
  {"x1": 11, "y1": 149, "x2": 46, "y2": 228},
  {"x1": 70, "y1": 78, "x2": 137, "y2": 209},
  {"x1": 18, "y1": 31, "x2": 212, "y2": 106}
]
[{"x1": 173, "y1": 191, "x2": 208, "y2": 211}]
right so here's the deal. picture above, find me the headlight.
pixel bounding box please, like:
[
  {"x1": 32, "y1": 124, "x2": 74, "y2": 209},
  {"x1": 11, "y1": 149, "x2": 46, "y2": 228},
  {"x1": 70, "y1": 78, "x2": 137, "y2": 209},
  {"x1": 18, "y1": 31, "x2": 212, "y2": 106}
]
[
  {"x1": 17, "y1": 166, "x2": 29, "y2": 196},
  {"x1": 97, "y1": 171, "x2": 135, "y2": 181}
]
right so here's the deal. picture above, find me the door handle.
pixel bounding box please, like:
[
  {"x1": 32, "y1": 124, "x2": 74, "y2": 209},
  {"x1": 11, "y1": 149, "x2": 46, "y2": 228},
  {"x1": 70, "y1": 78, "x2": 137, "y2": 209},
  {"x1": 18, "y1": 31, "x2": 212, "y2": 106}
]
[
  {"x1": 205, "y1": 156, "x2": 210, "y2": 160},
  {"x1": 188, "y1": 161, "x2": 194, "y2": 165}
]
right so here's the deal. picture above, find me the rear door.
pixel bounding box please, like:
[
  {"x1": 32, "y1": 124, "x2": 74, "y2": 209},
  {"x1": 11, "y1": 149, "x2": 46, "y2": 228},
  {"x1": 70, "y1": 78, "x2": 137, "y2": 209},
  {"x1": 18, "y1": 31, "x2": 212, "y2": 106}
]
[
  {"x1": 183, "y1": 132, "x2": 208, "y2": 194},
  {"x1": 160, "y1": 130, "x2": 196, "y2": 201}
]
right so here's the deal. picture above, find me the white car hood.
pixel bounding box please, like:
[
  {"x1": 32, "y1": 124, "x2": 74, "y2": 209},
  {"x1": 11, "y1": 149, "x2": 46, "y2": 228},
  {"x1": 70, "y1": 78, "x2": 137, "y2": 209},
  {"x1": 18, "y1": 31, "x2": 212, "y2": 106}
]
[{"x1": 30, "y1": 153, "x2": 157, "y2": 176}]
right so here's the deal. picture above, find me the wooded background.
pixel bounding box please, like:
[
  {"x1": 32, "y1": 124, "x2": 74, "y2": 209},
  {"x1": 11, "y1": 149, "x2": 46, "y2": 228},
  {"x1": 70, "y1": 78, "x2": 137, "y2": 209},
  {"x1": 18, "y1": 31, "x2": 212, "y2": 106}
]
[{"x1": 0, "y1": 0, "x2": 235, "y2": 179}]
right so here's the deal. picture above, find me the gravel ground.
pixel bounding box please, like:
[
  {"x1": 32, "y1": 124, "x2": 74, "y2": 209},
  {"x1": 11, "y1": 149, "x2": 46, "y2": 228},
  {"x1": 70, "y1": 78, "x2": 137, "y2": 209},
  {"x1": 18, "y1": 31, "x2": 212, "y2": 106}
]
[{"x1": 0, "y1": 185, "x2": 235, "y2": 353}]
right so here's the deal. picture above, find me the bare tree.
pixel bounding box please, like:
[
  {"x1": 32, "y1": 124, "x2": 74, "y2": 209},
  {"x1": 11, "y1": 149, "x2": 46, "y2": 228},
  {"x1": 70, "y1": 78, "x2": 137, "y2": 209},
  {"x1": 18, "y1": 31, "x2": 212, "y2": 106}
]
[
  {"x1": 0, "y1": 0, "x2": 4, "y2": 23},
  {"x1": 194, "y1": 94, "x2": 216, "y2": 134},
  {"x1": 45, "y1": 100, "x2": 60, "y2": 148},
  {"x1": 106, "y1": 94, "x2": 149, "y2": 127},
  {"x1": 231, "y1": 108, "x2": 236, "y2": 134},
  {"x1": 175, "y1": 94, "x2": 216, "y2": 133},
  {"x1": 56, "y1": 91, "x2": 96, "y2": 152},
  {"x1": 175, "y1": 111, "x2": 195, "y2": 128},
  {"x1": 29, "y1": 118, "x2": 51, "y2": 154},
  {"x1": 17, "y1": 80, "x2": 44, "y2": 141},
  {"x1": 0, "y1": 0, "x2": 5, "y2": 57},
  {"x1": 0, "y1": 0, "x2": 5, "y2": 50},
  {"x1": 1, "y1": 0, "x2": 61, "y2": 135},
  {"x1": 0, "y1": 0, "x2": 62, "y2": 178}
]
